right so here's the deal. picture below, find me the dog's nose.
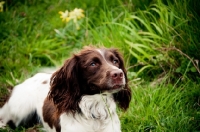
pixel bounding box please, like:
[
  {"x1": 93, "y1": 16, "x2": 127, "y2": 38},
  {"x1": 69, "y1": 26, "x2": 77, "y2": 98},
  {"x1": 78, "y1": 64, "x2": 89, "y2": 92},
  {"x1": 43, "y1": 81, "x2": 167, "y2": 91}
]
[{"x1": 111, "y1": 70, "x2": 123, "y2": 80}]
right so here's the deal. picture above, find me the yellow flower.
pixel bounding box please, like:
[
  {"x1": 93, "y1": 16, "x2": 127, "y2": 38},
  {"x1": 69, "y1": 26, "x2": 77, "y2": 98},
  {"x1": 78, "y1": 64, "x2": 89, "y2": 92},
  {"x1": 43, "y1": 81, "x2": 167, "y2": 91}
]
[
  {"x1": 58, "y1": 8, "x2": 85, "y2": 29},
  {"x1": 59, "y1": 10, "x2": 70, "y2": 22},
  {"x1": 0, "y1": 1, "x2": 5, "y2": 12},
  {"x1": 69, "y1": 8, "x2": 85, "y2": 21}
]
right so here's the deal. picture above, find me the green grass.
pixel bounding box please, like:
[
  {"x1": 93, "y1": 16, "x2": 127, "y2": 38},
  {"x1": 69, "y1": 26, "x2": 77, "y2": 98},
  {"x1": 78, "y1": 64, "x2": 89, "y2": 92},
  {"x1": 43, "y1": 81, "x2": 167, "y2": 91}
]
[
  {"x1": 0, "y1": 0, "x2": 200, "y2": 131},
  {"x1": 120, "y1": 81, "x2": 200, "y2": 131}
]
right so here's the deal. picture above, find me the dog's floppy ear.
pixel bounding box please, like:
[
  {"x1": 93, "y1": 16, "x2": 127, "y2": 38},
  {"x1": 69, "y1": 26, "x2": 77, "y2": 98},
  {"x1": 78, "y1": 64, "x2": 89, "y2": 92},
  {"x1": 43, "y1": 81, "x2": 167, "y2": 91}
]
[
  {"x1": 111, "y1": 49, "x2": 132, "y2": 111},
  {"x1": 49, "y1": 55, "x2": 80, "y2": 114}
]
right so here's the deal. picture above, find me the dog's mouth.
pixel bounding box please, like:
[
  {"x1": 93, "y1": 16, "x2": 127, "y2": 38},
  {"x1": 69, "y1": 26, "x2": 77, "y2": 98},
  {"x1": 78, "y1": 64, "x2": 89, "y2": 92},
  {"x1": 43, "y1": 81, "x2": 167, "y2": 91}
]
[
  {"x1": 112, "y1": 84, "x2": 124, "y2": 89},
  {"x1": 89, "y1": 83, "x2": 125, "y2": 94},
  {"x1": 101, "y1": 84, "x2": 125, "y2": 94}
]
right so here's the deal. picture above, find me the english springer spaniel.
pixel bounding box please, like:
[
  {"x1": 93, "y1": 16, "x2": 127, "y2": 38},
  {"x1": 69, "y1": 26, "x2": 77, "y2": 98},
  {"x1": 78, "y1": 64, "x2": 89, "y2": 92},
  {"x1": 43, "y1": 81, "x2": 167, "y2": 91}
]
[{"x1": 0, "y1": 46, "x2": 131, "y2": 132}]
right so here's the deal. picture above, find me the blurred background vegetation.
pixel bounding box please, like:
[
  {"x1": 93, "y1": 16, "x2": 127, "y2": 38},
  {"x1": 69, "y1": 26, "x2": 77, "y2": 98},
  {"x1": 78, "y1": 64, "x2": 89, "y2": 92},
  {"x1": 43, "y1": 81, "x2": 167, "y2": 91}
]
[{"x1": 0, "y1": 0, "x2": 200, "y2": 131}]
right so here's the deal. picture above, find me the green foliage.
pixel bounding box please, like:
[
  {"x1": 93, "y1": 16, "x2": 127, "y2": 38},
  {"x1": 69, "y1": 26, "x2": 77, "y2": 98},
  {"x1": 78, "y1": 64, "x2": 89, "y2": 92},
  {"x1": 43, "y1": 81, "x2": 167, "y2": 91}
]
[
  {"x1": 85, "y1": 0, "x2": 200, "y2": 80},
  {"x1": 120, "y1": 81, "x2": 200, "y2": 131}
]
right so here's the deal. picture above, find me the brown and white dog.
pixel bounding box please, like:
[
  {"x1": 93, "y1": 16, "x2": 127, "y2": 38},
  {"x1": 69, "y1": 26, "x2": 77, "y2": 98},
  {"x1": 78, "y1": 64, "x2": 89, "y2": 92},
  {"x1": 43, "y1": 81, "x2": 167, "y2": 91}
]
[{"x1": 0, "y1": 46, "x2": 131, "y2": 132}]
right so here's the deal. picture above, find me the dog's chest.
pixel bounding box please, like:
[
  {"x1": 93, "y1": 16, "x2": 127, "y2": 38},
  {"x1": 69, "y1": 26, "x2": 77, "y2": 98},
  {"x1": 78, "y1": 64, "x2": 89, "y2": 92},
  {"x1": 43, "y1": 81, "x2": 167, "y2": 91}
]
[
  {"x1": 59, "y1": 94, "x2": 121, "y2": 132},
  {"x1": 59, "y1": 111, "x2": 120, "y2": 132}
]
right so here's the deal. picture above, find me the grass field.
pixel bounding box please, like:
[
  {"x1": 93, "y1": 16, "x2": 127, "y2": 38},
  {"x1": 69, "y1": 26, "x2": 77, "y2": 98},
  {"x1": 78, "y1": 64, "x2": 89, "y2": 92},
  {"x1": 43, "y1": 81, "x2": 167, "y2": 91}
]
[{"x1": 0, "y1": 0, "x2": 200, "y2": 131}]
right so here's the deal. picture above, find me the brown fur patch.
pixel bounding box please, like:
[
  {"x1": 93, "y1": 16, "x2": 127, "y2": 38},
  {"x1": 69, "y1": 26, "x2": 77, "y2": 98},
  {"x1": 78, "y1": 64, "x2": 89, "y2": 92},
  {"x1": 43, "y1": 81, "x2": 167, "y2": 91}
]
[{"x1": 43, "y1": 98, "x2": 61, "y2": 132}]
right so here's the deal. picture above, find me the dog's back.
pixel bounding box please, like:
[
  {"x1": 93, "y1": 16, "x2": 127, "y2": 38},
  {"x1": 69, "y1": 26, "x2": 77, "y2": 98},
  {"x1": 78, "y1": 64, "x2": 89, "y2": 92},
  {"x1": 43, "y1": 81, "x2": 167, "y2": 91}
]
[{"x1": 0, "y1": 73, "x2": 51, "y2": 128}]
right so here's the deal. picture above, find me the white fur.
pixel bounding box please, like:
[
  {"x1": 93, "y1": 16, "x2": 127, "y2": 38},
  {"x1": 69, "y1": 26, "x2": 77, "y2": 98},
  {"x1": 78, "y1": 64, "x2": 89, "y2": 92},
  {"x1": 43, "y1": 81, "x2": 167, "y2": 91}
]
[
  {"x1": 60, "y1": 95, "x2": 121, "y2": 132},
  {"x1": 0, "y1": 73, "x2": 121, "y2": 132}
]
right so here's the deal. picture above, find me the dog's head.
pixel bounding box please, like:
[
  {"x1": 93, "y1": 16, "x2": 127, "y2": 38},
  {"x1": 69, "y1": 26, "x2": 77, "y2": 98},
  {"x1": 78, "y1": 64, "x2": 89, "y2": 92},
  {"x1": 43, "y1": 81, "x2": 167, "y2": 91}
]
[{"x1": 49, "y1": 46, "x2": 131, "y2": 114}]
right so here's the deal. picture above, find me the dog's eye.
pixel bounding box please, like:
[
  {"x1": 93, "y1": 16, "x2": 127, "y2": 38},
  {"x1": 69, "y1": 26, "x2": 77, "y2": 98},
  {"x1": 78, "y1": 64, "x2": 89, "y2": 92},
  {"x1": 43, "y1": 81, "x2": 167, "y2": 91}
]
[
  {"x1": 90, "y1": 62, "x2": 96, "y2": 66},
  {"x1": 113, "y1": 59, "x2": 119, "y2": 64}
]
